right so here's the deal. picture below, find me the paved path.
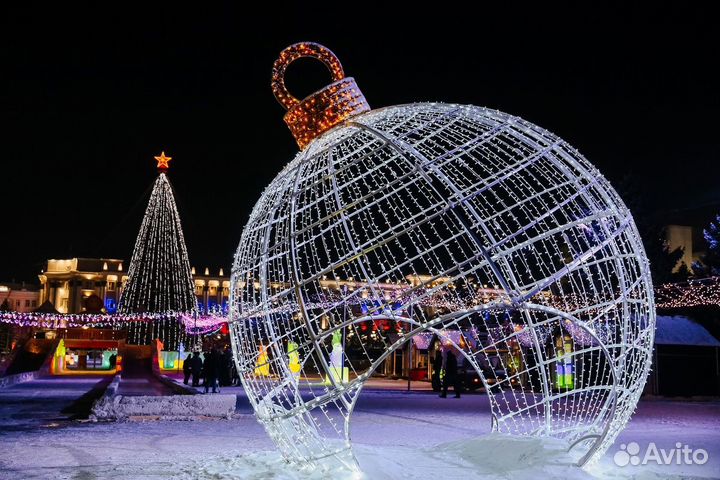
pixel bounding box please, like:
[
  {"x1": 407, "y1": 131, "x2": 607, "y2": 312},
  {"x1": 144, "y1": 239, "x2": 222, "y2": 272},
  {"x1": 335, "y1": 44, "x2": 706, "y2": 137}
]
[
  {"x1": 165, "y1": 373, "x2": 436, "y2": 395},
  {"x1": 0, "y1": 375, "x2": 111, "y2": 432},
  {"x1": 165, "y1": 372, "x2": 481, "y2": 414},
  {"x1": 116, "y1": 374, "x2": 174, "y2": 396},
  {"x1": 116, "y1": 356, "x2": 175, "y2": 396}
]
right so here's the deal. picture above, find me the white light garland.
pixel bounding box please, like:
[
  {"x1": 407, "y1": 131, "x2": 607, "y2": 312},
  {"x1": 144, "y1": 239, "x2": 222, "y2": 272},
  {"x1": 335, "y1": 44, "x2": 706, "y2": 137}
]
[
  {"x1": 119, "y1": 172, "x2": 196, "y2": 314},
  {"x1": 0, "y1": 310, "x2": 227, "y2": 333},
  {"x1": 116, "y1": 167, "x2": 199, "y2": 349},
  {"x1": 654, "y1": 276, "x2": 720, "y2": 309}
]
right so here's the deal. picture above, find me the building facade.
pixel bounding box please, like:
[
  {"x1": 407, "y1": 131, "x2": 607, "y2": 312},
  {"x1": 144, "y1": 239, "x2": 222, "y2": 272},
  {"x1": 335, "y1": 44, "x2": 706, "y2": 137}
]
[
  {"x1": 0, "y1": 282, "x2": 40, "y2": 312},
  {"x1": 0, "y1": 283, "x2": 41, "y2": 354},
  {"x1": 665, "y1": 224, "x2": 702, "y2": 272},
  {"x1": 37, "y1": 258, "x2": 229, "y2": 314},
  {"x1": 191, "y1": 266, "x2": 230, "y2": 313}
]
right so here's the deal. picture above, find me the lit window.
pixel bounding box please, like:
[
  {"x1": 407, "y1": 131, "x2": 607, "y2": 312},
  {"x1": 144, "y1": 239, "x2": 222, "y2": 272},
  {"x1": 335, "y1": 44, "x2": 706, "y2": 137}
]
[{"x1": 107, "y1": 281, "x2": 116, "y2": 291}]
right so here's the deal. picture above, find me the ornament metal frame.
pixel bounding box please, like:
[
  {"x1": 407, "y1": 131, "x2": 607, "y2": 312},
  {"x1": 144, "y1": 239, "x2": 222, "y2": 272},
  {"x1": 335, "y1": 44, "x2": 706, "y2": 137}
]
[{"x1": 230, "y1": 43, "x2": 655, "y2": 472}]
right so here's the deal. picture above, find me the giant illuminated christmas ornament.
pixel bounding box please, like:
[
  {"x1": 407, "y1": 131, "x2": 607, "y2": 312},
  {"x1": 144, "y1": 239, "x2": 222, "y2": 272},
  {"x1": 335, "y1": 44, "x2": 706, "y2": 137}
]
[{"x1": 229, "y1": 42, "x2": 655, "y2": 471}]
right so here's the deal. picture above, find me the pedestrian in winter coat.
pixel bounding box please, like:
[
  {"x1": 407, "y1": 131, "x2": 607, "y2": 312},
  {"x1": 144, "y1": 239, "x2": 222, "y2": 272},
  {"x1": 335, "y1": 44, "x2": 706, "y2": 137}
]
[
  {"x1": 203, "y1": 349, "x2": 221, "y2": 393},
  {"x1": 190, "y1": 351, "x2": 203, "y2": 387},
  {"x1": 220, "y1": 347, "x2": 233, "y2": 387},
  {"x1": 440, "y1": 350, "x2": 462, "y2": 398},
  {"x1": 183, "y1": 353, "x2": 193, "y2": 385},
  {"x1": 432, "y1": 349, "x2": 443, "y2": 391},
  {"x1": 232, "y1": 362, "x2": 240, "y2": 386}
]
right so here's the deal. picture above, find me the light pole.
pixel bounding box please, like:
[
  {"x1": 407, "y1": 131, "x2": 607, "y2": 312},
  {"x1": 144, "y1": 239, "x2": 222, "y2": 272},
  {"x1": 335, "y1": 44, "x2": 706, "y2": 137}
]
[
  {"x1": 342, "y1": 285, "x2": 347, "y2": 380},
  {"x1": 407, "y1": 303, "x2": 413, "y2": 392}
]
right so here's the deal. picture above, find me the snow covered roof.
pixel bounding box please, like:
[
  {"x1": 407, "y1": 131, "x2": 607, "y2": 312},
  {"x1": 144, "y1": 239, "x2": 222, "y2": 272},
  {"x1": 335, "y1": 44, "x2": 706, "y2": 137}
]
[{"x1": 655, "y1": 315, "x2": 720, "y2": 347}]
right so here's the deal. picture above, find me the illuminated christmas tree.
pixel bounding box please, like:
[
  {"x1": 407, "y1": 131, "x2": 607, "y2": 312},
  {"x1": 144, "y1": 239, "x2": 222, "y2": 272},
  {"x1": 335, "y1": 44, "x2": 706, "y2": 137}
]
[{"x1": 119, "y1": 152, "x2": 197, "y2": 346}]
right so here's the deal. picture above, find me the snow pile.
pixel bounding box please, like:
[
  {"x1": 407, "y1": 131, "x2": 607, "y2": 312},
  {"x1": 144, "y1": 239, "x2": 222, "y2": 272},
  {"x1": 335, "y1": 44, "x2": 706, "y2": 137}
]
[
  {"x1": 92, "y1": 394, "x2": 236, "y2": 420},
  {"x1": 355, "y1": 434, "x2": 586, "y2": 480},
  {"x1": 432, "y1": 434, "x2": 576, "y2": 473},
  {"x1": 655, "y1": 315, "x2": 720, "y2": 346},
  {"x1": 3, "y1": 387, "x2": 717, "y2": 479},
  {"x1": 178, "y1": 434, "x2": 707, "y2": 479},
  {"x1": 178, "y1": 451, "x2": 351, "y2": 480},
  {"x1": 0, "y1": 369, "x2": 38, "y2": 388},
  {"x1": 172, "y1": 434, "x2": 591, "y2": 480}
]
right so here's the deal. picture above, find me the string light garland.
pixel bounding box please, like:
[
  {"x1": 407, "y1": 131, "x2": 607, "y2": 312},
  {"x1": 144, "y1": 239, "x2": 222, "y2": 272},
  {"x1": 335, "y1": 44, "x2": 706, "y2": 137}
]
[
  {"x1": 229, "y1": 42, "x2": 656, "y2": 472},
  {"x1": 185, "y1": 322, "x2": 227, "y2": 336},
  {"x1": 0, "y1": 274, "x2": 709, "y2": 337},
  {"x1": 0, "y1": 310, "x2": 227, "y2": 333},
  {"x1": 654, "y1": 276, "x2": 720, "y2": 309}
]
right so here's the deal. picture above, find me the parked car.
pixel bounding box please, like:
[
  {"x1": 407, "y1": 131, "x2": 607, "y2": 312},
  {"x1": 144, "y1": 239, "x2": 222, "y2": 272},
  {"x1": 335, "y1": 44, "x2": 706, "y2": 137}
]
[{"x1": 461, "y1": 367, "x2": 484, "y2": 391}]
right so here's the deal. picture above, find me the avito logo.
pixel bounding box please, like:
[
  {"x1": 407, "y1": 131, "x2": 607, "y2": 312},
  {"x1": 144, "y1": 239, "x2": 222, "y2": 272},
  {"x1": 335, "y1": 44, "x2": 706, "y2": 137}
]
[{"x1": 614, "y1": 442, "x2": 709, "y2": 467}]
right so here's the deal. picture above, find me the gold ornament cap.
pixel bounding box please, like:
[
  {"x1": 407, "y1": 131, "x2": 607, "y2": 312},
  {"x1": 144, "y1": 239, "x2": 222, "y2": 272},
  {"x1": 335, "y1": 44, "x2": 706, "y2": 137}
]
[{"x1": 272, "y1": 42, "x2": 370, "y2": 149}]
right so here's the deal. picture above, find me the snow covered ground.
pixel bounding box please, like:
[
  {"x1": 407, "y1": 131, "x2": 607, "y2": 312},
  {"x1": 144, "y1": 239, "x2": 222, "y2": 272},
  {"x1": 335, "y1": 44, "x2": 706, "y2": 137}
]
[{"x1": 0, "y1": 380, "x2": 718, "y2": 479}]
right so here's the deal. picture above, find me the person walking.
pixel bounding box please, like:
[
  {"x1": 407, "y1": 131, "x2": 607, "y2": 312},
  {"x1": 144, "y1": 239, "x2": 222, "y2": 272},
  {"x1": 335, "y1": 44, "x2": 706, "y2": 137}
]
[
  {"x1": 440, "y1": 350, "x2": 461, "y2": 398},
  {"x1": 190, "y1": 351, "x2": 203, "y2": 387}
]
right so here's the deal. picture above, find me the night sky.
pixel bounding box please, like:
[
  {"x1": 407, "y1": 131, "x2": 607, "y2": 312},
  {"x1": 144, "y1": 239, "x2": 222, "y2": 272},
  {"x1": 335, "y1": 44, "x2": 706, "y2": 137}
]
[{"x1": 0, "y1": 5, "x2": 717, "y2": 283}]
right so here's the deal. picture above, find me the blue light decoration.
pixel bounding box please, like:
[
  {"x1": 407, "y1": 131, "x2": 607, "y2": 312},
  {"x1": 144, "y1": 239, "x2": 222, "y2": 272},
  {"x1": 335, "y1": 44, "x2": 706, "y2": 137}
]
[{"x1": 105, "y1": 298, "x2": 117, "y2": 314}]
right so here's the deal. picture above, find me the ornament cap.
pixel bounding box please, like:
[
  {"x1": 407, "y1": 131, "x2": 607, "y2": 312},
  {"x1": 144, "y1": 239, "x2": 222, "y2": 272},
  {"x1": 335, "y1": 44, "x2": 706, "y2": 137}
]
[{"x1": 272, "y1": 42, "x2": 370, "y2": 149}]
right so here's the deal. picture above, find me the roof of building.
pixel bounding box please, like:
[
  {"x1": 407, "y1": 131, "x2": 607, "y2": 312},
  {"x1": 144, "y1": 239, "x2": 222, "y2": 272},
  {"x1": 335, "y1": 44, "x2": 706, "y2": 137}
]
[
  {"x1": 0, "y1": 281, "x2": 40, "y2": 291},
  {"x1": 655, "y1": 315, "x2": 720, "y2": 347},
  {"x1": 76, "y1": 258, "x2": 124, "y2": 271}
]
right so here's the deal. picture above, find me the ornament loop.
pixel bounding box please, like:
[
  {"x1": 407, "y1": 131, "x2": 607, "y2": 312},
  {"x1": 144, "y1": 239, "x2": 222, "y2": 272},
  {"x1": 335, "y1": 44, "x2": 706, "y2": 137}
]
[{"x1": 272, "y1": 42, "x2": 345, "y2": 110}]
